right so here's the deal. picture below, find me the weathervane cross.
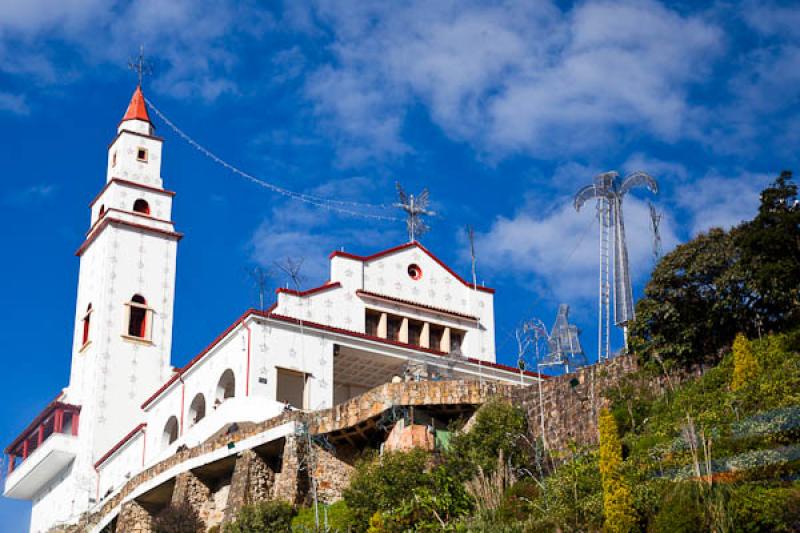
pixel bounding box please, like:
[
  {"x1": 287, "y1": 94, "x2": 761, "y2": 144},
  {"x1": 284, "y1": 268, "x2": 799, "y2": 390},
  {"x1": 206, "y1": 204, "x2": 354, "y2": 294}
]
[
  {"x1": 128, "y1": 45, "x2": 153, "y2": 86},
  {"x1": 394, "y1": 182, "x2": 436, "y2": 242}
]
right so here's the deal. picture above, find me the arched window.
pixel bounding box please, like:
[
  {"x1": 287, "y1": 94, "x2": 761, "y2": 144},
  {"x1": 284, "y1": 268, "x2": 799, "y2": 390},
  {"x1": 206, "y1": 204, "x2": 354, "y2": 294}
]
[
  {"x1": 132, "y1": 199, "x2": 150, "y2": 215},
  {"x1": 127, "y1": 294, "x2": 149, "y2": 339},
  {"x1": 81, "y1": 304, "x2": 92, "y2": 346},
  {"x1": 188, "y1": 394, "x2": 206, "y2": 426},
  {"x1": 98, "y1": 205, "x2": 105, "y2": 220},
  {"x1": 162, "y1": 416, "x2": 179, "y2": 448},
  {"x1": 215, "y1": 370, "x2": 235, "y2": 407}
]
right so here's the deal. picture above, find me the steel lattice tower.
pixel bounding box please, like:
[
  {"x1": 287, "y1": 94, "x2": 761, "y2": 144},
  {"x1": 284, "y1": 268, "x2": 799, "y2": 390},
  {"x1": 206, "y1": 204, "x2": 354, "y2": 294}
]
[{"x1": 574, "y1": 171, "x2": 658, "y2": 360}]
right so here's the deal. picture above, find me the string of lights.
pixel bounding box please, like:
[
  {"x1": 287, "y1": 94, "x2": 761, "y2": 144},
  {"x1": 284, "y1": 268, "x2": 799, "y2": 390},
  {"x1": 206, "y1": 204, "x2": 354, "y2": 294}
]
[{"x1": 144, "y1": 97, "x2": 401, "y2": 222}]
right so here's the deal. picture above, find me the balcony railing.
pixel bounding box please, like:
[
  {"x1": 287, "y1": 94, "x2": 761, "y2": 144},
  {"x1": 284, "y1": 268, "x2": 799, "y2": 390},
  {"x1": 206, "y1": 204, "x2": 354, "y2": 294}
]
[{"x1": 5, "y1": 401, "x2": 80, "y2": 476}]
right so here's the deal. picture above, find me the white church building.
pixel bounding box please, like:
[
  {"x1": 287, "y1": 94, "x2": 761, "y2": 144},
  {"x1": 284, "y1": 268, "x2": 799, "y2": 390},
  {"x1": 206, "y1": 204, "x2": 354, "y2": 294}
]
[{"x1": 3, "y1": 86, "x2": 539, "y2": 532}]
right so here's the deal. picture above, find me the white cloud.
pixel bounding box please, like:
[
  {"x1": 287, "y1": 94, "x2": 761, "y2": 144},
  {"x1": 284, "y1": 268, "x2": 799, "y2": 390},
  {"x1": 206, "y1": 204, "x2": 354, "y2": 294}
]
[
  {"x1": 474, "y1": 192, "x2": 677, "y2": 303},
  {"x1": 249, "y1": 177, "x2": 404, "y2": 286},
  {"x1": 0, "y1": 0, "x2": 271, "y2": 101},
  {"x1": 0, "y1": 91, "x2": 29, "y2": 115},
  {"x1": 674, "y1": 171, "x2": 772, "y2": 235},
  {"x1": 3, "y1": 183, "x2": 57, "y2": 205},
  {"x1": 302, "y1": 0, "x2": 723, "y2": 163}
]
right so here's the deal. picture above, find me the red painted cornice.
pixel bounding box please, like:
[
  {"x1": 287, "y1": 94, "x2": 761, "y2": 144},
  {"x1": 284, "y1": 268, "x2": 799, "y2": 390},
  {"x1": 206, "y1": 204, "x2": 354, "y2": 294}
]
[
  {"x1": 94, "y1": 423, "x2": 147, "y2": 469},
  {"x1": 356, "y1": 289, "x2": 478, "y2": 321},
  {"x1": 90, "y1": 178, "x2": 176, "y2": 209},
  {"x1": 75, "y1": 217, "x2": 182, "y2": 257},
  {"x1": 330, "y1": 241, "x2": 495, "y2": 294},
  {"x1": 276, "y1": 282, "x2": 341, "y2": 297}
]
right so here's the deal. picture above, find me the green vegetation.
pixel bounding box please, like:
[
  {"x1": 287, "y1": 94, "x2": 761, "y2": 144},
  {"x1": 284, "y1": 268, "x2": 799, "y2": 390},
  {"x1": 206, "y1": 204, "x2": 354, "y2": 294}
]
[
  {"x1": 599, "y1": 408, "x2": 636, "y2": 533},
  {"x1": 224, "y1": 500, "x2": 296, "y2": 533},
  {"x1": 630, "y1": 171, "x2": 799, "y2": 369}
]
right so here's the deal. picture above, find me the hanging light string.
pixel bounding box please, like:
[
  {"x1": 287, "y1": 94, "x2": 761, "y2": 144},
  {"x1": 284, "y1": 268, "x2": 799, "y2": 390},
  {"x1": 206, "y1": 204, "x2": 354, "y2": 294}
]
[{"x1": 144, "y1": 96, "x2": 401, "y2": 222}]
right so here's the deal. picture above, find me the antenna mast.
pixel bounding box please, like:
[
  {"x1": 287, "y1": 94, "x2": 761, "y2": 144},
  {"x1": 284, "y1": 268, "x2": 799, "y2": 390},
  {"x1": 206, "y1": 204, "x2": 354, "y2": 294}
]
[
  {"x1": 127, "y1": 44, "x2": 153, "y2": 86},
  {"x1": 648, "y1": 202, "x2": 663, "y2": 264},
  {"x1": 394, "y1": 182, "x2": 436, "y2": 242},
  {"x1": 466, "y1": 225, "x2": 484, "y2": 383}
]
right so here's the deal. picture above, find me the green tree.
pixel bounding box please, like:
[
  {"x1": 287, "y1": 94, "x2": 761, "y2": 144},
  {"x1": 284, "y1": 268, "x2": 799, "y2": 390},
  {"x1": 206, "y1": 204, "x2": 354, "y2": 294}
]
[
  {"x1": 734, "y1": 170, "x2": 800, "y2": 335},
  {"x1": 630, "y1": 171, "x2": 800, "y2": 368},
  {"x1": 598, "y1": 409, "x2": 637, "y2": 533}
]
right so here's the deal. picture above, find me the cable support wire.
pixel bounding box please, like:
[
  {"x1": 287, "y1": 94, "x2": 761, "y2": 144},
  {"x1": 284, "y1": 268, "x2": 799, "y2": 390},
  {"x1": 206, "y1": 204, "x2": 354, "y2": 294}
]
[{"x1": 144, "y1": 97, "x2": 401, "y2": 222}]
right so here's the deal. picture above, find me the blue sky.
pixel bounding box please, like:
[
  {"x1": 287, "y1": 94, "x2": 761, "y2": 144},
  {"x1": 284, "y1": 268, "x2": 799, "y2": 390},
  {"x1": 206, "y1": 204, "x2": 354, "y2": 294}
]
[{"x1": 1, "y1": 0, "x2": 799, "y2": 527}]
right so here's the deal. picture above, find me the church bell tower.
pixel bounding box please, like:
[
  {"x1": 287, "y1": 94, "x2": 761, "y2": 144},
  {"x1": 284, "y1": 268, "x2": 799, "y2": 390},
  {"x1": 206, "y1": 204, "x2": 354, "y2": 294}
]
[{"x1": 65, "y1": 85, "x2": 181, "y2": 456}]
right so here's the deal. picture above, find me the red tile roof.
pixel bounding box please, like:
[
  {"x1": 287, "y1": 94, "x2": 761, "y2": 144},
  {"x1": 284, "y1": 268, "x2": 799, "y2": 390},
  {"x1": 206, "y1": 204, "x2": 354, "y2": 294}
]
[{"x1": 121, "y1": 86, "x2": 151, "y2": 124}]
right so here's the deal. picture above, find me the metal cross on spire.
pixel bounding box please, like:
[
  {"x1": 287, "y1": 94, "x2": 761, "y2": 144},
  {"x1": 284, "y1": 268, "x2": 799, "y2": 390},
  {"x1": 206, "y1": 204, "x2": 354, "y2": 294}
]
[
  {"x1": 394, "y1": 182, "x2": 436, "y2": 242},
  {"x1": 128, "y1": 45, "x2": 153, "y2": 87}
]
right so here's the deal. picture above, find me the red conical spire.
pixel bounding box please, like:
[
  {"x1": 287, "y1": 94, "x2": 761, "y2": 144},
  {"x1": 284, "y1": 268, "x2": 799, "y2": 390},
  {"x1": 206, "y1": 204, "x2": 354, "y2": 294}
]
[{"x1": 121, "y1": 85, "x2": 151, "y2": 123}]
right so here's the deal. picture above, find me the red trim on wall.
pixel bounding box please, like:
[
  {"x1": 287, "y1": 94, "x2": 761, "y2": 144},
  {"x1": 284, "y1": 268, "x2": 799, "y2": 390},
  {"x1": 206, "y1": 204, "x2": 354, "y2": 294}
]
[
  {"x1": 86, "y1": 207, "x2": 173, "y2": 237},
  {"x1": 330, "y1": 241, "x2": 495, "y2": 294},
  {"x1": 90, "y1": 178, "x2": 176, "y2": 208},
  {"x1": 243, "y1": 322, "x2": 252, "y2": 397},
  {"x1": 76, "y1": 217, "x2": 183, "y2": 257},
  {"x1": 107, "y1": 129, "x2": 163, "y2": 150},
  {"x1": 356, "y1": 289, "x2": 478, "y2": 321},
  {"x1": 275, "y1": 282, "x2": 341, "y2": 297},
  {"x1": 5, "y1": 400, "x2": 80, "y2": 454},
  {"x1": 94, "y1": 423, "x2": 147, "y2": 469},
  {"x1": 141, "y1": 311, "x2": 251, "y2": 409}
]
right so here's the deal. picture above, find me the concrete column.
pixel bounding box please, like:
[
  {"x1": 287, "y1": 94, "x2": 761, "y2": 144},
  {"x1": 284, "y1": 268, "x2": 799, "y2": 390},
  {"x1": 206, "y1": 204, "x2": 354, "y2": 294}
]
[
  {"x1": 441, "y1": 327, "x2": 451, "y2": 353},
  {"x1": 115, "y1": 500, "x2": 155, "y2": 533},
  {"x1": 377, "y1": 313, "x2": 388, "y2": 339},
  {"x1": 420, "y1": 323, "x2": 430, "y2": 349},
  {"x1": 399, "y1": 318, "x2": 409, "y2": 344}
]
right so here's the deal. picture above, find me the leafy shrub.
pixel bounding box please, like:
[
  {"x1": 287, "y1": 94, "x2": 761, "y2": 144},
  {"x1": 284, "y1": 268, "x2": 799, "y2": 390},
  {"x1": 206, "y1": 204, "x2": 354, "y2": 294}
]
[
  {"x1": 732, "y1": 333, "x2": 758, "y2": 391},
  {"x1": 153, "y1": 502, "x2": 204, "y2": 533},
  {"x1": 224, "y1": 500, "x2": 296, "y2": 533},
  {"x1": 728, "y1": 483, "x2": 800, "y2": 533},
  {"x1": 599, "y1": 408, "x2": 637, "y2": 533},
  {"x1": 343, "y1": 448, "x2": 471, "y2": 531},
  {"x1": 446, "y1": 399, "x2": 529, "y2": 477},
  {"x1": 526, "y1": 448, "x2": 603, "y2": 531},
  {"x1": 292, "y1": 500, "x2": 355, "y2": 532}
]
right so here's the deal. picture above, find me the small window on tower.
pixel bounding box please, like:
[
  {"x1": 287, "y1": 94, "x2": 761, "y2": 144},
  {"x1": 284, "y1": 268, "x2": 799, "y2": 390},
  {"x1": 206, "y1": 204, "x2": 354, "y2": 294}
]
[
  {"x1": 136, "y1": 147, "x2": 148, "y2": 162},
  {"x1": 111, "y1": 152, "x2": 117, "y2": 167},
  {"x1": 133, "y1": 199, "x2": 150, "y2": 215},
  {"x1": 81, "y1": 304, "x2": 92, "y2": 348},
  {"x1": 126, "y1": 294, "x2": 150, "y2": 340}
]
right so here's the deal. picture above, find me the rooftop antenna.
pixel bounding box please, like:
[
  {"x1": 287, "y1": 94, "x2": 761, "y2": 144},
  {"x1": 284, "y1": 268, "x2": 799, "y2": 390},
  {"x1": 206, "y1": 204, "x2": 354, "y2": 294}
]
[
  {"x1": 127, "y1": 44, "x2": 153, "y2": 87},
  {"x1": 247, "y1": 265, "x2": 272, "y2": 311},
  {"x1": 574, "y1": 171, "x2": 658, "y2": 358},
  {"x1": 394, "y1": 182, "x2": 436, "y2": 242},
  {"x1": 648, "y1": 202, "x2": 663, "y2": 265},
  {"x1": 275, "y1": 257, "x2": 308, "y2": 366},
  {"x1": 466, "y1": 224, "x2": 484, "y2": 384}
]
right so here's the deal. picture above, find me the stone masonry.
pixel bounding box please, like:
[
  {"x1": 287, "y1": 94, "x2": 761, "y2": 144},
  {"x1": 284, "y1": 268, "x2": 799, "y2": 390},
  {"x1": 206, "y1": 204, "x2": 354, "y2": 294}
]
[
  {"x1": 222, "y1": 449, "x2": 275, "y2": 524},
  {"x1": 114, "y1": 501, "x2": 155, "y2": 533}
]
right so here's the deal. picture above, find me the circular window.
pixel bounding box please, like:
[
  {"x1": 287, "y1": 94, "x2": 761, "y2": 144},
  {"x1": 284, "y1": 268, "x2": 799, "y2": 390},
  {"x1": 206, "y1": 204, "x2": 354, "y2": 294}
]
[{"x1": 407, "y1": 264, "x2": 422, "y2": 280}]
